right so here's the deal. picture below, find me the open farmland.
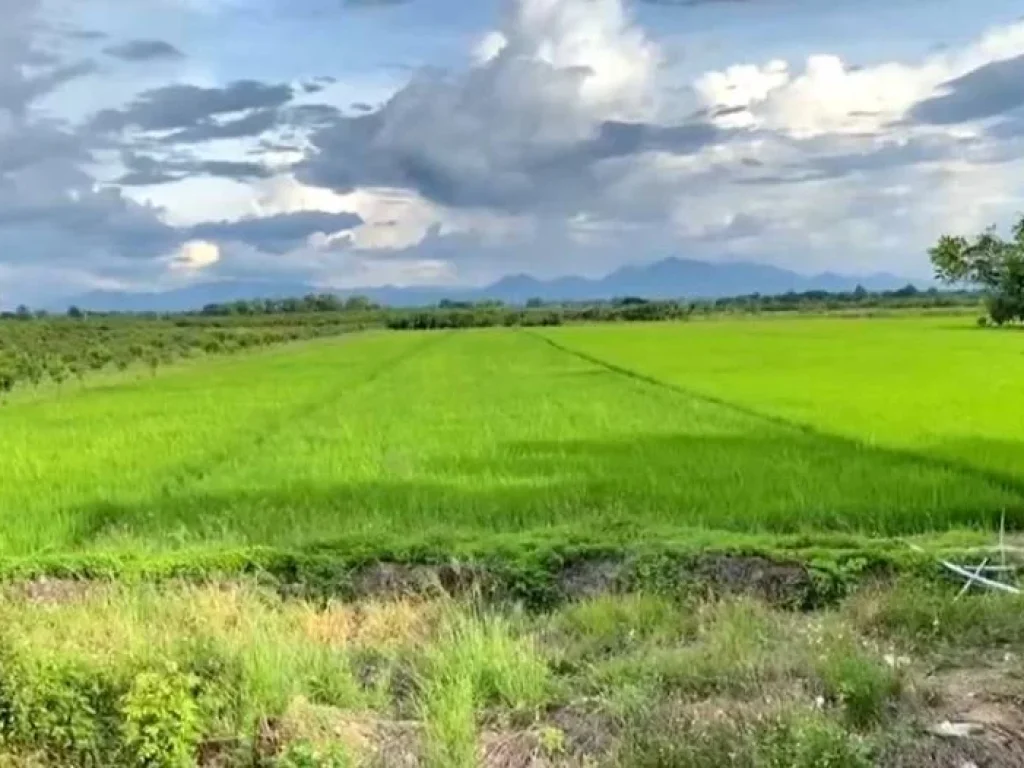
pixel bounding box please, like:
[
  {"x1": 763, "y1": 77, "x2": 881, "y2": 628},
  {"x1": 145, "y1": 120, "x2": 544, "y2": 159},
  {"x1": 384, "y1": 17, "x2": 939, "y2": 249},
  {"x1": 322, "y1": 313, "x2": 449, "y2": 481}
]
[
  {"x1": 5, "y1": 314, "x2": 1024, "y2": 767},
  {"x1": 2, "y1": 315, "x2": 1023, "y2": 564}
]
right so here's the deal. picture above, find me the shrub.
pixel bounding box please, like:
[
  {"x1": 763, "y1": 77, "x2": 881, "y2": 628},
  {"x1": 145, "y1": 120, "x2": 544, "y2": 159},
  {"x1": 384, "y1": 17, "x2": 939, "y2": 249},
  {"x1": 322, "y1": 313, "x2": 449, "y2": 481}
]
[
  {"x1": 549, "y1": 594, "x2": 690, "y2": 660},
  {"x1": 763, "y1": 713, "x2": 873, "y2": 768},
  {"x1": 624, "y1": 707, "x2": 872, "y2": 768},
  {"x1": 120, "y1": 662, "x2": 204, "y2": 768},
  {"x1": 0, "y1": 654, "x2": 123, "y2": 766},
  {"x1": 816, "y1": 647, "x2": 900, "y2": 729},
  {"x1": 847, "y1": 580, "x2": 1024, "y2": 651},
  {"x1": 276, "y1": 740, "x2": 353, "y2": 768}
]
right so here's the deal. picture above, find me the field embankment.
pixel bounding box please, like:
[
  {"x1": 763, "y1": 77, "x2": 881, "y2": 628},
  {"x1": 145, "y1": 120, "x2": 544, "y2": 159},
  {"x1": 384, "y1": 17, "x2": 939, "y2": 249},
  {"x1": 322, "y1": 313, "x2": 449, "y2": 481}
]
[{"x1": 0, "y1": 578, "x2": 1023, "y2": 767}]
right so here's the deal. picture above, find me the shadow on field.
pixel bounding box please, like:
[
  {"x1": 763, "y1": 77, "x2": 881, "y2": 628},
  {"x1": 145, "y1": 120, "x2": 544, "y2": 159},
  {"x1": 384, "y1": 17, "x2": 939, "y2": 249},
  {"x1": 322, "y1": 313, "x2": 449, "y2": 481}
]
[
  {"x1": 63, "y1": 429, "x2": 1024, "y2": 552},
  {"x1": 926, "y1": 437, "x2": 1024, "y2": 489},
  {"x1": 429, "y1": 432, "x2": 1024, "y2": 531},
  {"x1": 529, "y1": 329, "x2": 1024, "y2": 506}
]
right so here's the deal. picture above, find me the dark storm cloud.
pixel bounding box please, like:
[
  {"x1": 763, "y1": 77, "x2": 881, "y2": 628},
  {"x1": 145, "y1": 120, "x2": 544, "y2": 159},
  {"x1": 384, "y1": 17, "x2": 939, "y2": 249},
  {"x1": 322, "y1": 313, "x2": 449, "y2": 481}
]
[
  {"x1": 637, "y1": 0, "x2": 754, "y2": 6},
  {"x1": 103, "y1": 39, "x2": 184, "y2": 62},
  {"x1": 301, "y1": 76, "x2": 337, "y2": 94},
  {"x1": 0, "y1": 123, "x2": 83, "y2": 173},
  {"x1": 115, "y1": 153, "x2": 272, "y2": 186},
  {"x1": 0, "y1": 0, "x2": 183, "y2": 268},
  {"x1": 188, "y1": 211, "x2": 364, "y2": 253},
  {"x1": 585, "y1": 120, "x2": 724, "y2": 158},
  {"x1": 909, "y1": 53, "x2": 1024, "y2": 125},
  {"x1": 64, "y1": 28, "x2": 108, "y2": 41},
  {"x1": 197, "y1": 160, "x2": 272, "y2": 180},
  {"x1": 157, "y1": 108, "x2": 282, "y2": 144},
  {"x1": 342, "y1": 0, "x2": 414, "y2": 6},
  {"x1": 296, "y1": 61, "x2": 724, "y2": 212},
  {"x1": 0, "y1": 59, "x2": 98, "y2": 115},
  {"x1": 0, "y1": 0, "x2": 383, "y2": 287},
  {"x1": 298, "y1": 112, "x2": 723, "y2": 209},
  {"x1": 91, "y1": 80, "x2": 295, "y2": 133},
  {"x1": 731, "y1": 130, "x2": 992, "y2": 188},
  {"x1": 0, "y1": 185, "x2": 181, "y2": 261}
]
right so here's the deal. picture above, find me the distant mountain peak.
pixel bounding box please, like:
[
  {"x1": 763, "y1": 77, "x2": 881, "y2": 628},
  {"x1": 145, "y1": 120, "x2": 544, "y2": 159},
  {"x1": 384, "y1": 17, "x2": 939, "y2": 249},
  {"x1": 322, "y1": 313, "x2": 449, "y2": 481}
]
[{"x1": 54, "y1": 257, "x2": 924, "y2": 312}]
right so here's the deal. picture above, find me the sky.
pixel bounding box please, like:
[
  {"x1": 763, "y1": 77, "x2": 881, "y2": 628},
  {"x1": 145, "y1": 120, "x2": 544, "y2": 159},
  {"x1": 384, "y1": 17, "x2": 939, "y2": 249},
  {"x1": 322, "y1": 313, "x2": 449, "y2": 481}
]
[{"x1": 2, "y1": 0, "x2": 1024, "y2": 305}]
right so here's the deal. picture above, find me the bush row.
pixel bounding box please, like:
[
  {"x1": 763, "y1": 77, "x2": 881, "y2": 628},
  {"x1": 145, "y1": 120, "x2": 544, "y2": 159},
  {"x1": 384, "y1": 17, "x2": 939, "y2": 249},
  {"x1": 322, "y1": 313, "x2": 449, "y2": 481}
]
[{"x1": 0, "y1": 315, "x2": 372, "y2": 394}]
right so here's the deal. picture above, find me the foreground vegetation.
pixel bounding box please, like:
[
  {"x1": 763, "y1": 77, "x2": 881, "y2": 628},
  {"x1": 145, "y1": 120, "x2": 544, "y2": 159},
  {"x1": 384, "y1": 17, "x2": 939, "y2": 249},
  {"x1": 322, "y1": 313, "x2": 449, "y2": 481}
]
[{"x1": 0, "y1": 577, "x2": 1020, "y2": 767}]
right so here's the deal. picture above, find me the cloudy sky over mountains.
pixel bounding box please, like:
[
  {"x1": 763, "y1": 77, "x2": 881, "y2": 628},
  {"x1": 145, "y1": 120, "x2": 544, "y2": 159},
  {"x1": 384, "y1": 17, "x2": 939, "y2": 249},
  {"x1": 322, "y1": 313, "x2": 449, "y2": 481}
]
[{"x1": 2, "y1": 0, "x2": 1023, "y2": 305}]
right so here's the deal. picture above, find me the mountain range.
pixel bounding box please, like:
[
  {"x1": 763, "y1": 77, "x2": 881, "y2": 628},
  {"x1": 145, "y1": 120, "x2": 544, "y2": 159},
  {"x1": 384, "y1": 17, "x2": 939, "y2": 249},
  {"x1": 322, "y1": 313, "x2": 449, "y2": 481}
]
[{"x1": 56, "y1": 257, "x2": 920, "y2": 312}]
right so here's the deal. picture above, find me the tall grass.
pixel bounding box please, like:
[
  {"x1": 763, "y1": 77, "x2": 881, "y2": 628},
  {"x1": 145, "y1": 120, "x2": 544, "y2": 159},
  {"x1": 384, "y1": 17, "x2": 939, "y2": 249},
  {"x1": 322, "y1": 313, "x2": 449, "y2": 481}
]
[{"x1": 0, "y1": 580, "x2": 1013, "y2": 765}]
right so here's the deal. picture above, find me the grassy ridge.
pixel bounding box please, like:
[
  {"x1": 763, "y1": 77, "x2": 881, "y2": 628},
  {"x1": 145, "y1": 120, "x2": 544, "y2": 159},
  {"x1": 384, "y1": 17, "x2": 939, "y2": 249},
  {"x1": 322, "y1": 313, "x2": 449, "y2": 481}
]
[
  {"x1": 0, "y1": 578, "x2": 1020, "y2": 766},
  {"x1": 1, "y1": 319, "x2": 1022, "y2": 568}
]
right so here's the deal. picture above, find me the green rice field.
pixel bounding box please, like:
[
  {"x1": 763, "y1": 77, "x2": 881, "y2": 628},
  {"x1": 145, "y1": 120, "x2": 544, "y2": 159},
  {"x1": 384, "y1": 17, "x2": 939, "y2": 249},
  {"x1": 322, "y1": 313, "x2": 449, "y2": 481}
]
[{"x1": 2, "y1": 315, "x2": 1023, "y2": 561}]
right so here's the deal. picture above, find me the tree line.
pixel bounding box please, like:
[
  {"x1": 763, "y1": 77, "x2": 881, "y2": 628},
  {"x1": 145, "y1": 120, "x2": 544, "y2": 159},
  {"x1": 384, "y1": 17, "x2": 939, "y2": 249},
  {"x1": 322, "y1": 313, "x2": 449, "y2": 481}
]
[
  {"x1": 930, "y1": 214, "x2": 1024, "y2": 325},
  {"x1": 0, "y1": 280, "x2": 985, "y2": 395},
  {"x1": 0, "y1": 311, "x2": 374, "y2": 396},
  {"x1": 384, "y1": 285, "x2": 978, "y2": 330}
]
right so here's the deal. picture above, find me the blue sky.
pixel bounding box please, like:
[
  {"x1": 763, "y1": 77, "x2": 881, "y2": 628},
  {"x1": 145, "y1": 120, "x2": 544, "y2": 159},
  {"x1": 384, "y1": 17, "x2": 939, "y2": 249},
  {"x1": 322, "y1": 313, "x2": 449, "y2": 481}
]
[{"x1": 2, "y1": 0, "x2": 1024, "y2": 305}]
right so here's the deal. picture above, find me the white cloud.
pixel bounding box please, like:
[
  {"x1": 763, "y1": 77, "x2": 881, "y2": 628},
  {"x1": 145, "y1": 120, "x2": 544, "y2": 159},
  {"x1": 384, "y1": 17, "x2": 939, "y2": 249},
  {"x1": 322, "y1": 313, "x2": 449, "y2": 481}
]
[
  {"x1": 695, "y1": 20, "x2": 1024, "y2": 137},
  {"x1": 169, "y1": 239, "x2": 219, "y2": 272},
  {"x1": 497, "y1": 0, "x2": 660, "y2": 121},
  {"x1": 283, "y1": 5, "x2": 1024, "y2": 283},
  {"x1": 4, "y1": 0, "x2": 1024, "y2": 303},
  {"x1": 472, "y1": 30, "x2": 508, "y2": 65},
  {"x1": 297, "y1": 0, "x2": 679, "y2": 214}
]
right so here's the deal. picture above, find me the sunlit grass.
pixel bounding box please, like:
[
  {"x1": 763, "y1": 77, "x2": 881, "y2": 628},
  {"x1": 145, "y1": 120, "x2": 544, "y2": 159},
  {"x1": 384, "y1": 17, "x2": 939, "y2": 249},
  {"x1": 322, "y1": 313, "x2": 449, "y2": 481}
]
[{"x1": 1, "y1": 317, "x2": 1022, "y2": 560}]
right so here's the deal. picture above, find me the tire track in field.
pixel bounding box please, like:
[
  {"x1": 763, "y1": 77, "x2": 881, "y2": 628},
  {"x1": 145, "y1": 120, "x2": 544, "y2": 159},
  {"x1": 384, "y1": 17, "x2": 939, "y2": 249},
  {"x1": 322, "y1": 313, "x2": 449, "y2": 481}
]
[
  {"x1": 525, "y1": 329, "x2": 1024, "y2": 503},
  {"x1": 70, "y1": 332, "x2": 452, "y2": 544}
]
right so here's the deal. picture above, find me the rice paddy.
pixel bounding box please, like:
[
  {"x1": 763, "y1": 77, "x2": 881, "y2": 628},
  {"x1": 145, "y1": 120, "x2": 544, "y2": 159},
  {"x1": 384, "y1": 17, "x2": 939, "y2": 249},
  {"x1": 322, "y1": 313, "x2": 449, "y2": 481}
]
[{"x1": 2, "y1": 315, "x2": 1022, "y2": 562}]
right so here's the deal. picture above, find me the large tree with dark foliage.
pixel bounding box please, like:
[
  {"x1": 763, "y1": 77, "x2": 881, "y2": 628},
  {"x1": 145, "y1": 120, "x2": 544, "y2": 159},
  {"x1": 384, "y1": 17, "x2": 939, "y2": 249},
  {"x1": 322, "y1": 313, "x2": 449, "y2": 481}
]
[{"x1": 930, "y1": 216, "x2": 1024, "y2": 325}]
